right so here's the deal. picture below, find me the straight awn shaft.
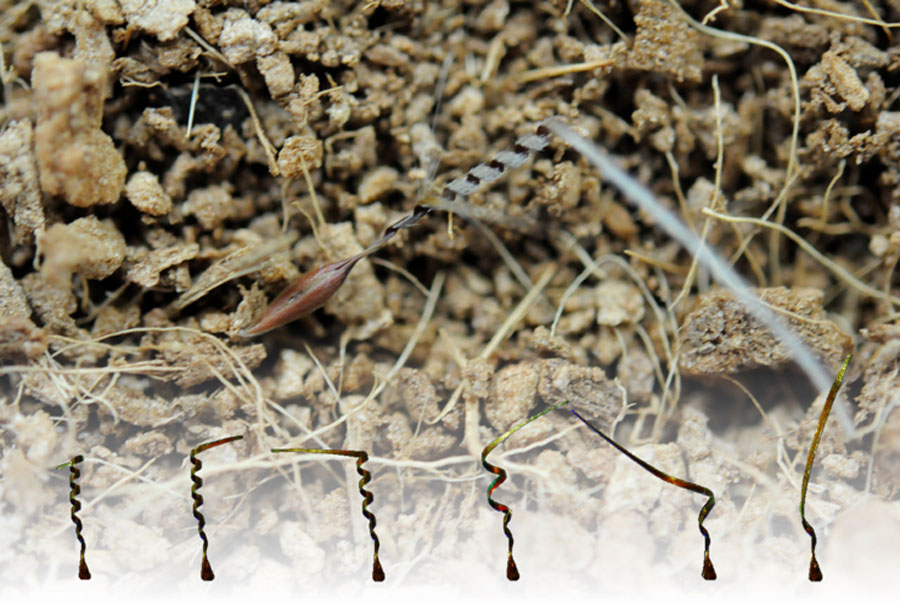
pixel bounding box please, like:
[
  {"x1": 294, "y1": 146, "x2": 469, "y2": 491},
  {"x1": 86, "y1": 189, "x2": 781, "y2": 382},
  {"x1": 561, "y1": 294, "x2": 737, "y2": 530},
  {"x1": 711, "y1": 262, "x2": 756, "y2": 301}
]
[{"x1": 800, "y1": 354, "x2": 852, "y2": 581}]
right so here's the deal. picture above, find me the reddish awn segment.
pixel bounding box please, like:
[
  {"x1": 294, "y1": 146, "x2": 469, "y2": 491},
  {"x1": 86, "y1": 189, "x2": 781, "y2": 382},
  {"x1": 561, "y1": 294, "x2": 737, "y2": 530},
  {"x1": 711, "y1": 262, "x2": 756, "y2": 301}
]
[
  {"x1": 271, "y1": 448, "x2": 385, "y2": 582},
  {"x1": 482, "y1": 400, "x2": 570, "y2": 581},
  {"x1": 800, "y1": 353, "x2": 852, "y2": 582},
  {"x1": 190, "y1": 435, "x2": 243, "y2": 581},
  {"x1": 570, "y1": 410, "x2": 718, "y2": 580},
  {"x1": 57, "y1": 455, "x2": 91, "y2": 580},
  {"x1": 240, "y1": 122, "x2": 553, "y2": 338}
]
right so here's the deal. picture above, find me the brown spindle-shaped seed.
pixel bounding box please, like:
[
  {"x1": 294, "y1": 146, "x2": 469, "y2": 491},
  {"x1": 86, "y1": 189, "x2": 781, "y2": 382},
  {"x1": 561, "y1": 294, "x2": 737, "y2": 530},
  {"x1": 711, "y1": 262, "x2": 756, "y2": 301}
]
[
  {"x1": 239, "y1": 255, "x2": 363, "y2": 337},
  {"x1": 240, "y1": 206, "x2": 433, "y2": 338}
]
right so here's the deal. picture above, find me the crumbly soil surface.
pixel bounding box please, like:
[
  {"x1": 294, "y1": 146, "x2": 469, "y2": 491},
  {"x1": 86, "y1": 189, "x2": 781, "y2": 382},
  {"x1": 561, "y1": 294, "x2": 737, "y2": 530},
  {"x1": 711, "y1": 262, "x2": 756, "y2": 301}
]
[{"x1": 2, "y1": 0, "x2": 900, "y2": 598}]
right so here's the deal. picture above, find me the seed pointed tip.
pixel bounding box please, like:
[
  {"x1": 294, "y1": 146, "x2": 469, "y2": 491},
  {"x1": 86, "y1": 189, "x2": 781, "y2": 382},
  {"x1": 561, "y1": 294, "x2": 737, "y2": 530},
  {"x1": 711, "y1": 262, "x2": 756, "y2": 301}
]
[
  {"x1": 78, "y1": 560, "x2": 91, "y2": 580},
  {"x1": 235, "y1": 323, "x2": 261, "y2": 339},
  {"x1": 809, "y1": 557, "x2": 823, "y2": 582},
  {"x1": 506, "y1": 556, "x2": 520, "y2": 581},
  {"x1": 201, "y1": 557, "x2": 215, "y2": 581},
  {"x1": 372, "y1": 558, "x2": 385, "y2": 582}
]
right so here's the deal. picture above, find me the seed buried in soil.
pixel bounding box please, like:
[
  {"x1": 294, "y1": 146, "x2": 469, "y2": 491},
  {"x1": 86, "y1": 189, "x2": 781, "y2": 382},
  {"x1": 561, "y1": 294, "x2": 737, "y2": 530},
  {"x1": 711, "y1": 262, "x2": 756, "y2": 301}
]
[
  {"x1": 569, "y1": 410, "x2": 718, "y2": 581},
  {"x1": 190, "y1": 435, "x2": 244, "y2": 581},
  {"x1": 482, "y1": 400, "x2": 570, "y2": 580},
  {"x1": 800, "y1": 353, "x2": 852, "y2": 582},
  {"x1": 271, "y1": 448, "x2": 385, "y2": 581},
  {"x1": 57, "y1": 455, "x2": 91, "y2": 580}
]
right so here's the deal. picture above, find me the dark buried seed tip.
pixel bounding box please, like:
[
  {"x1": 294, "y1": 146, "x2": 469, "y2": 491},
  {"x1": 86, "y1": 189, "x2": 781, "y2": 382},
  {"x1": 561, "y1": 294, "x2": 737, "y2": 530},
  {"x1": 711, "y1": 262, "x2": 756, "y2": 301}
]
[
  {"x1": 809, "y1": 557, "x2": 823, "y2": 582},
  {"x1": 506, "y1": 557, "x2": 520, "y2": 581},
  {"x1": 702, "y1": 556, "x2": 717, "y2": 581},
  {"x1": 79, "y1": 559, "x2": 91, "y2": 581},
  {"x1": 373, "y1": 557, "x2": 385, "y2": 582},
  {"x1": 201, "y1": 558, "x2": 215, "y2": 581}
]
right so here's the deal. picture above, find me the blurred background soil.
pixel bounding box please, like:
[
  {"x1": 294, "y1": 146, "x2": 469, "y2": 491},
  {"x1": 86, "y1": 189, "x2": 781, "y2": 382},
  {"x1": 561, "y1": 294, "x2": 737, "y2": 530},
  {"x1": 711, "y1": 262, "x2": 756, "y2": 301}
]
[{"x1": 1, "y1": 0, "x2": 899, "y2": 597}]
